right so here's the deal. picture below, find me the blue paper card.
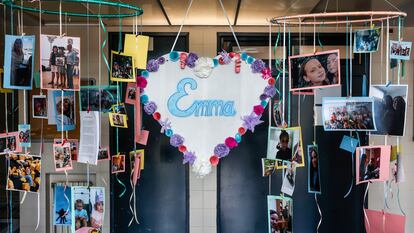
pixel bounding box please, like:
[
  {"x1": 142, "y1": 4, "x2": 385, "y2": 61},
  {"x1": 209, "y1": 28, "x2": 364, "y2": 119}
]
[
  {"x1": 53, "y1": 185, "x2": 72, "y2": 226},
  {"x1": 53, "y1": 90, "x2": 76, "y2": 131},
  {"x1": 339, "y1": 135, "x2": 359, "y2": 153}
]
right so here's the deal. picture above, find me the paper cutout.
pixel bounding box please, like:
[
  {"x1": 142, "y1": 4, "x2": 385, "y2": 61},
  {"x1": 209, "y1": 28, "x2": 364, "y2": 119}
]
[
  {"x1": 356, "y1": 145, "x2": 391, "y2": 185},
  {"x1": 136, "y1": 129, "x2": 149, "y2": 146},
  {"x1": 53, "y1": 185, "x2": 72, "y2": 226},
  {"x1": 111, "y1": 154, "x2": 126, "y2": 173},
  {"x1": 390, "y1": 40, "x2": 412, "y2": 60},
  {"x1": 353, "y1": 28, "x2": 381, "y2": 53},
  {"x1": 32, "y1": 95, "x2": 48, "y2": 119},
  {"x1": 18, "y1": 124, "x2": 31, "y2": 148},
  {"x1": 134, "y1": 93, "x2": 142, "y2": 140},
  {"x1": 110, "y1": 51, "x2": 135, "y2": 82},
  {"x1": 78, "y1": 111, "x2": 99, "y2": 165},
  {"x1": 365, "y1": 209, "x2": 405, "y2": 233},
  {"x1": 7, "y1": 154, "x2": 41, "y2": 193},
  {"x1": 339, "y1": 135, "x2": 359, "y2": 153},
  {"x1": 267, "y1": 195, "x2": 293, "y2": 233},
  {"x1": 307, "y1": 145, "x2": 321, "y2": 194},
  {"x1": 53, "y1": 142, "x2": 73, "y2": 171},
  {"x1": 124, "y1": 34, "x2": 149, "y2": 69}
]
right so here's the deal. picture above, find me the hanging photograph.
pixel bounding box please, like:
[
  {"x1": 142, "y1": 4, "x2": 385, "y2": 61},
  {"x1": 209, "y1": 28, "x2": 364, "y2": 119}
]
[
  {"x1": 356, "y1": 145, "x2": 391, "y2": 185},
  {"x1": 111, "y1": 103, "x2": 127, "y2": 115},
  {"x1": 289, "y1": 49, "x2": 341, "y2": 91},
  {"x1": 71, "y1": 186, "x2": 105, "y2": 232},
  {"x1": 110, "y1": 51, "x2": 135, "y2": 82},
  {"x1": 390, "y1": 40, "x2": 412, "y2": 60},
  {"x1": 322, "y1": 97, "x2": 376, "y2": 131},
  {"x1": 40, "y1": 34, "x2": 80, "y2": 90},
  {"x1": 7, "y1": 154, "x2": 41, "y2": 193},
  {"x1": 0, "y1": 132, "x2": 22, "y2": 155},
  {"x1": 53, "y1": 90, "x2": 76, "y2": 131},
  {"x1": 353, "y1": 28, "x2": 381, "y2": 53},
  {"x1": 370, "y1": 84, "x2": 408, "y2": 136},
  {"x1": 109, "y1": 113, "x2": 128, "y2": 128},
  {"x1": 111, "y1": 154, "x2": 126, "y2": 173},
  {"x1": 53, "y1": 185, "x2": 72, "y2": 226},
  {"x1": 89, "y1": 187, "x2": 105, "y2": 230},
  {"x1": 130, "y1": 150, "x2": 144, "y2": 185},
  {"x1": 18, "y1": 124, "x2": 31, "y2": 148},
  {"x1": 79, "y1": 86, "x2": 118, "y2": 112},
  {"x1": 307, "y1": 145, "x2": 321, "y2": 194},
  {"x1": 125, "y1": 83, "x2": 137, "y2": 105},
  {"x1": 53, "y1": 142, "x2": 73, "y2": 171},
  {"x1": 54, "y1": 138, "x2": 79, "y2": 161},
  {"x1": 98, "y1": 147, "x2": 110, "y2": 161},
  {"x1": 32, "y1": 95, "x2": 48, "y2": 118},
  {"x1": 281, "y1": 161, "x2": 296, "y2": 196},
  {"x1": 267, "y1": 126, "x2": 304, "y2": 169},
  {"x1": 3, "y1": 35, "x2": 35, "y2": 90},
  {"x1": 267, "y1": 195, "x2": 293, "y2": 233},
  {"x1": 262, "y1": 158, "x2": 276, "y2": 177}
]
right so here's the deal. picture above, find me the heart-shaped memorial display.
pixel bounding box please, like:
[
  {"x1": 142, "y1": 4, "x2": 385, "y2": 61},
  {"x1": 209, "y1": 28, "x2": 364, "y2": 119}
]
[{"x1": 139, "y1": 51, "x2": 276, "y2": 177}]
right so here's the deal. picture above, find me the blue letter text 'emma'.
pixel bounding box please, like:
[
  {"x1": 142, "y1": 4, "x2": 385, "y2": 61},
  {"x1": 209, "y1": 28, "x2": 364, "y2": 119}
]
[{"x1": 167, "y1": 77, "x2": 236, "y2": 117}]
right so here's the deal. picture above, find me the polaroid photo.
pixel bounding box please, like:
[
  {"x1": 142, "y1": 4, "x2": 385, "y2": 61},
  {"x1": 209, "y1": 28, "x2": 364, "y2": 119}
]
[
  {"x1": 289, "y1": 49, "x2": 340, "y2": 91},
  {"x1": 71, "y1": 186, "x2": 105, "y2": 232},
  {"x1": 53, "y1": 139, "x2": 79, "y2": 161},
  {"x1": 370, "y1": 84, "x2": 408, "y2": 136},
  {"x1": 111, "y1": 103, "x2": 127, "y2": 115},
  {"x1": 322, "y1": 97, "x2": 376, "y2": 131},
  {"x1": 98, "y1": 147, "x2": 110, "y2": 161},
  {"x1": 40, "y1": 34, "x2": 81, "y2": 90},
  {"x1": 32, "y1": 95, "x2": 48, "y2": 119},
  {"x1": 267, "y1": 127, "x2": 304, "y2": 169},
  {"x1": 0, "y1": 132, "x2": 22, "y2": 155},
  {"x1": 390, "y1": 40, "x2": 412, "y2": 60},
  {"x1": 0, "y1": 68, "x2": 13, "y2": 93},
  {"x1": 18, "y1": 124, "x2": 31, "y2": 148},
  {"x1": 262, "y1": 158, "x2": 276, "y2": 177},
  {"x1": 267, "y1": 195, "x2": 293, "y2": 233},
  {"x1": 130, "y1": 150, "x2": 144, "y2": 185},
  {"x1": 307, "y1": 145, "x2": 321, "y2": 194},
  {"x1": 3, "y1": 35, "x2": 35, "y2": 90},
  {"x1": 111, "y1": 154, "x2": 126, "y2": 173},
  {"x1": 53, "y1": 143, "x2": 73, "y2": 171},
  {"x1": 79, "y1": 86, "x2": 118, "y2": 113},
  {"x1": 53, "y1": 185, "x2": 72, "y2": 226},
  {"x1": 281, "y1": 161, "x2": 296, "y2": 196},
  {"x1": 110, "y1": 51, "x2": 135, "y2": 82},
  {"x1": 356, "y1": 145, "x2": 391, "y2": 185},
  {"x1": 7, "y1": 154, "x2": 41, "y2": 193},
  {"x1": 53, "y1": 90, "x2": 76, "y2": 131},
  {"x1": 125, "y1": 83, "x2": 137, "y2": 105},
  {"x1": 109, "y1": 113, "x2": 128, "y2": 128},
  {"x1": 89, "y1": 187, "x2": 105, "y2": 230},
  {"x1": 353, "y1": 28, "x2": 381, "y2": 53}
]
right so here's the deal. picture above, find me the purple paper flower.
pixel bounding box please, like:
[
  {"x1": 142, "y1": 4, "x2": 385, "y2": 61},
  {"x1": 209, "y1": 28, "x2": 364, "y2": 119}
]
[
  {"x1": 157, "y1": 56, "x2": 166, "y2": 65},
  {"x1": 143, "y1": 101, "x2": 157, "y2": 115},
  {"x1": 251, "y1": 59, "x2": 266, "y2": 73},
  {"x1": 146, "y1": 59, "x2": 159, "y2": 72},
  {"x1": 263, "y1": 85, "x2": 276, "y2": 98},
  {"x1": 220, "y1": 50, "x2": 232, "y2": 64},
  {"x1": 170, "y1": 134, "x2": 184, "y2": 147},
  {"x1": 214, "y1": 143, "x2": 230, "y2": 158},
  {"x1": 242, "y1": 112, "x2": 264, "y2": 132},
  {"x1": 183, "y1": 151, "x2": 196, "y2": 165},
  {"x1": 186, "y1": 52, "x2": 199, "y2": 68},
  {"x1": 260, "y1": 94, "x2": 268, "y2": 101}
]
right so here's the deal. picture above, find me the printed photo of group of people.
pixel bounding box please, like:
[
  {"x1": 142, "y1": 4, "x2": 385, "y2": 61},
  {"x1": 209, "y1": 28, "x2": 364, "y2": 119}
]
[
  {"x1": 390, "y1": 40, "x2": 412, "y2": 60},
  {"x1": 281, "y1": 161, "x2": 296, "y2": 196},
  {"x1": 322, "y1": 97, "x2": 376, "y2": 131},
  {"x1": 7, "y1": 154, "x2": 41, "y2": 193},
  {"x1": 54, "y1": 139, "x2": 79, "y2": 161},
  {"x1": 80, "y1": 86, "x2": 118, "y2": 113},
  {"x1": 353, "y1": 28, "x2": 381, "y2": 53},
  {"x1": 111, "y1": 154, "x2": 126, "y2": 173},
  {"x1": 267, "y1": 196, "x2": 293, "y2": 233},
  {"x1": 125, "y1": 83, "x2": 137, "y2": 104},
  {"x1": 267, "y1": 127, "x2": 304, "y2": 168},
  {"x1": 110, "y1": 51, "x2": 135, "y2": 82},
  {"x1": 53, "y1": 143, "x2": 73, "y2": 171}
]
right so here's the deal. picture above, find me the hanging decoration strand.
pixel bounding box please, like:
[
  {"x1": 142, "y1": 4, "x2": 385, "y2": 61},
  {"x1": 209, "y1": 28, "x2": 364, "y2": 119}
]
[
  {"x1": 218, "y1": 0, "x2": 241, "y2": 52},
  {"x1": 315, "y1": 193, "x2": 322, "y2": 233},
  {"x1": 170, "y1": 0, "x2": 194, "y2": 53},
  {"x1": 363, "y1": 183, "x2": 371, "y2": 232}
]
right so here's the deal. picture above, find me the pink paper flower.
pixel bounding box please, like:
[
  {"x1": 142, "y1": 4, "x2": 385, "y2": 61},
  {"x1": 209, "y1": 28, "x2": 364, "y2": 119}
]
[
  {"x1": 253, "y1": 105, "x2": 264, "y2": 115},
  {"x1": 225, "y1": 137, "x2": 238, "y2": 149},
  {"x1": 136, "y1": 76, "x2": 147, "y2": 88}
]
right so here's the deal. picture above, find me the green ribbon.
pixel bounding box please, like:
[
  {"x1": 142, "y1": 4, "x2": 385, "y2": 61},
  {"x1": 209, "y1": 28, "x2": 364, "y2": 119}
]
[
  {"x1": 99, "y1": 18, "x2": 110, "y2": 74},
  {"x1": 116, "y1": 173, "x2": 127, "y2": 198}
]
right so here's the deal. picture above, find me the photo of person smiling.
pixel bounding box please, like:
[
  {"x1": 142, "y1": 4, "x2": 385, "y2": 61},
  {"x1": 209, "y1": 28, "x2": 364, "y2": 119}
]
[{"x1": 299, "y1": 58, "x2": 330, "y2": 87}]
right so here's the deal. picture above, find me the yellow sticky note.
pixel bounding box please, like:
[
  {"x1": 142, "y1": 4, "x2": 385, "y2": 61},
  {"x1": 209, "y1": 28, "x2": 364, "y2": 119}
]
[{"x1": 124, "y1": 34, "x2": 149, "y2": 70}]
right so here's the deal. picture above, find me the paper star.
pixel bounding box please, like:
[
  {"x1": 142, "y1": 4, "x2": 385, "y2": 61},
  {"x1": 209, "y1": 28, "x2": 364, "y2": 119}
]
[
  {"x1": 242, "y1": 113, "x2": 264, "y2": 133},
  {"x1": 159, "y1": 118, "x2": 171, "y2": 133}
]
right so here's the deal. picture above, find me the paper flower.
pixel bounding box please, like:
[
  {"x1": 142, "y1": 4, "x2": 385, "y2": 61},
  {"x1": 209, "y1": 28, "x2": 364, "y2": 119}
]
[
  {"x1": 219, "y1": 50, "x2": 232, "y2": 64},
  {"x1": 143, "y1": 101, "x2": 157, "y2": 115},
  {"x1": 183, "y1": 151, "x2": 196, "y2": 165},
  {"x1": 251, "y1": 59, "x2": 265, "y2": 73},
  {"x1": 253, "y1": 105, "x2": 265, "y2": 115},
  {"x1": 260, "y1": 94, "x2": 268, "y2": 101},
  {"x1": 136, "y1": 76, "x2": 147, "y2": 88},
  {"x1": 159, "y1": 118, "x2": 171, "y2": 134},
  {"x1": 146, "y1": 59, "x2": 159, "y2": 72},
  {"x1": 169, "y1": 51, "x2": 180, "y2": 62},
  {"x1": 157, "y1": 56, "x2": 166, "y2": 65},
  {"x1": 242, "y1": 112, "x2": 264, "y2": 132},
  {"x1": 210, "y1": 155, "x2": 219, "y2": 166},
  {"x1": 193, "y1": 57, "x2": 214, "y2": 78},
  {"x1": 214, "y1": 143, "x2": 230, "y2": 158},
  {"x1": 225, "y1": 137, "x2": 238, "y2": 149},
  {"x1": 263, "y1": 85, "x2": 276, "y2": 98},
  {"x1": 192, "y1": 158, "x2": 212, "y2": 177},
  {"x1": 170, "y1": 134, "x2": 184, "y2": 147},
  {"x1": 186, "y1": 52, "x2": 199, "y2": 68},
  {"x1": 261, "y1": 67, "x2": 272, "y2": 79}
]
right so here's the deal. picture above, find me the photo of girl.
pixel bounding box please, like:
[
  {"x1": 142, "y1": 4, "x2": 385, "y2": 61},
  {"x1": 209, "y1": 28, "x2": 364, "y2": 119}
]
[
  {"x1": 267, "y1": 127, "x2": 304, "y2": 169},
  {"x1": 356, "y1": 145, "x2": 391, "y2": 184},
  {"x1": 289, "y1": 49, "x2": 340, "y2": 91},
  {"x1": 0, "y1": 132, "x2": 22, "y2": 154},
  {"x1": 281, "y1": 161, "x2": 296, "y2": 196},
  {"x1": 18, "y1": 124, "x2": 31, "y2": 148},
  {"x1": 32, "y1": 95, "x2": 48, "y2": 118},
  {"x1": 90, "y1": 187, "x2": 105, "y2": 229},
  {"x1": 111, "y1": 154, "x2": 126, "y2": 173},
  {"x1": 307, "y1": 145, "x2": 321, "y2": 194},
  {"x1": 354, "y1": 28, "x2": 380, "y2": 53},
  {"x1": 267, "y1": 195, "x2": 293, "y2": 233},
  {"x1": 98, "y1": 147, "x2": 110, "y2": 161},
  {"x1": 53, "y1": 91, "x2": 76, "y2": 131},
  {"x1": 125, "y1": 83, "x2": 137, "y2": 105},
  {"x1": 3, "y1": 35, "x2": 35, "y2": 89},
  {"x1": 109, "y1": 113, "x2": 128, "y2": 128},
  {"x1": 53, "y1": 143, "x2": 73, "y2": 171}
]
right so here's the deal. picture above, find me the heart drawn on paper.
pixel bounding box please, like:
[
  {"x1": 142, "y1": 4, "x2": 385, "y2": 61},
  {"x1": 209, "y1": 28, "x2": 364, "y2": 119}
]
[{"x1": 139, "y1": 51, "x2": 276, "y2": 177}]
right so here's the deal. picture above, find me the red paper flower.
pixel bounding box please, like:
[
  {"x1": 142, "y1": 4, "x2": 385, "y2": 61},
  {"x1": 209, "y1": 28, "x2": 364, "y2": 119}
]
[
  {"x1": 136, "y1": 76, "x2": 148, "y2": 88},
  {"x1": 253, "y1": 105, "x2": 264, "y2": 115},
  {"x1": 261, "y1": 67, "x2": 271, "y2": 79},
  {"x1": 210, "y1": 155, "x2": 220, "y2": 166},
  {"x1": 179, "y1": 145, "x2": 187, "y2": 153},
  {"x1": 238, "y1": 127, "x2": 246, "y2": 135},
  {"x1": 225, "y1": 137, "x2": 238, "y2": 149},
  {"x1": 268, "y1": 77, "x2": 275, "y2": 85},
  {"x1": 153, "y1": 112, "x2": 161, "y2": 120}
]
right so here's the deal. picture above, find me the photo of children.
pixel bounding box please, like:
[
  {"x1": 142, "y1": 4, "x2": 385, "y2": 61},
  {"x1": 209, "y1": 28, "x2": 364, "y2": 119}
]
[
  {"x1": 7, "y1": 154, "x2": 41, "y2": 193},
  {"x1": 281, "y1": 161, "x2": 296, "y2": 196},
  {"x1": 370, "y1": 85, "x2": 408, "y2": 136},
  {"x1": 53, "y1": 143, "x2": 73, "y2": 171},
  {"x1": 267, "y1": 195, "x2": 293, "y2": 233},
  {"x1": 110, "y1": 51, "x2": 135, "y2": 82},
  {"x1": 53, "y1": 90, "x2": 76, "y2": 131},
  {"x1": 390, "y1": 40, "x2": 412, "y2": 60},
  {"x1": 18, "y1": 124, "x2": 31, "y2": 148},
  {"x1": 109, "y1": 113, "x2": 128, "y2": 128},
  {"x1": 322, "y1": 97, "x2": 376, "y2": 131},
  {"x1": 353, "y1": 28, "x2": 381, "y2": 53},
  {"x1": 89, "y1": 187, "x2": 105, "y2": 229},
  {"x1": 125, "y1": 83, "x2": 137, "y2": 105},
  {"x1": 307, "y1": 145, "x2": 321, "y2": 194},
  {"x1": 267, "y1": 127, "x2": 304, "y2": 168},
  {"x1": 80, "y1": 86, "x2": 118, "y2": 112},
  {"x1": 3, "y1": 35, "x2": 35, "y2": 89},
  {"x1": 53, "y1": 185, "x2": 72, "y2": 226},
  {"x1": 54, "y1": 139, "x2": 79, "y2": 161},
  {"x1": 71, "y1": 186, "x2": 104, "y2": 233},
  {"x1": 32, "y1": 95, "x2": 48, "y2": 118},
  {"x1": 98, "y1": 147, "x2": 110, "y2": 161},
  {"x1": 111, "y1": 154, "x2": 126, "y2": 173},
  {"x1": 289, "y1": 49, "x2": 340, "y2": 91},
  {"x1": 0, "y1": 132, "x2": 22, "y2": 154},
  {"x1": 356, "y1": 145, "x2": 391, "y2": 184},
  {"x1": 40, "y1": 34, "x2": 80, "y2": 90},
  {"x1": 262, "y1": 158, "x2": 276, "y2": 177}
]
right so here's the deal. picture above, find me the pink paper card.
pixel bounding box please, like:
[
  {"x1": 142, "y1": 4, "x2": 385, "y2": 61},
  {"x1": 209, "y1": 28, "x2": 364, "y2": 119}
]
[
  {"x1": 365, "y1": 209, "x2": 405, "y2": 233},
  {"x1": 136, "y1": 129, "x2": 149, "y2": 146},
  {"x1": 134, "y1": 95, "x2": 142, "y2": 140},
  {"x1": 356, "y1": 145, "x2": 391, "y2": 185}
]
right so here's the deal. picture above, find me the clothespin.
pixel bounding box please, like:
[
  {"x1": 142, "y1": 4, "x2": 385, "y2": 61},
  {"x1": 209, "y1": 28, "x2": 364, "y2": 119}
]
[{"x1": 61, "y1": 138, "x2": 67, "y2": 146}]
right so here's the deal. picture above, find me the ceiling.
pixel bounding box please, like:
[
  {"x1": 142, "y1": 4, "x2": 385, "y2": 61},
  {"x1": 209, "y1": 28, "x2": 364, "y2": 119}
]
[{"x1": 7, "y1": 0, "x2": 414, "y2": 26}]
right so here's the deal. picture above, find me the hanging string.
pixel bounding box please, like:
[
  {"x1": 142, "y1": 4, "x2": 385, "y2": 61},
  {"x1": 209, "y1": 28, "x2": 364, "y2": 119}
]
[
  {"x1": 386, "y1": 17, "x2": 390, "y2": 84},
  {"x1": 287, "y1": 26, "x2": 291, "y2": 127},
  {"x1": 282, "y1": 20, "x2": 286, "y2": 126},
  {"x1": 315, "y1": 193, "x2": 322, "y2": 233},
  {"x1": 218, "y1": 0, "x2": 241, "y2": 52},
  {"x1": 380, "y1": 21, "x2": 384, "y2": 84},
  {"x1": 345, "y1": 18, "x2": 349, "y2": 96},
  {"x1": 363, "y1": 183, "x2": 371, "y2": 232},
  {"x1": 170, "y1": 0, "x2": 194, "y2": 53}
]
